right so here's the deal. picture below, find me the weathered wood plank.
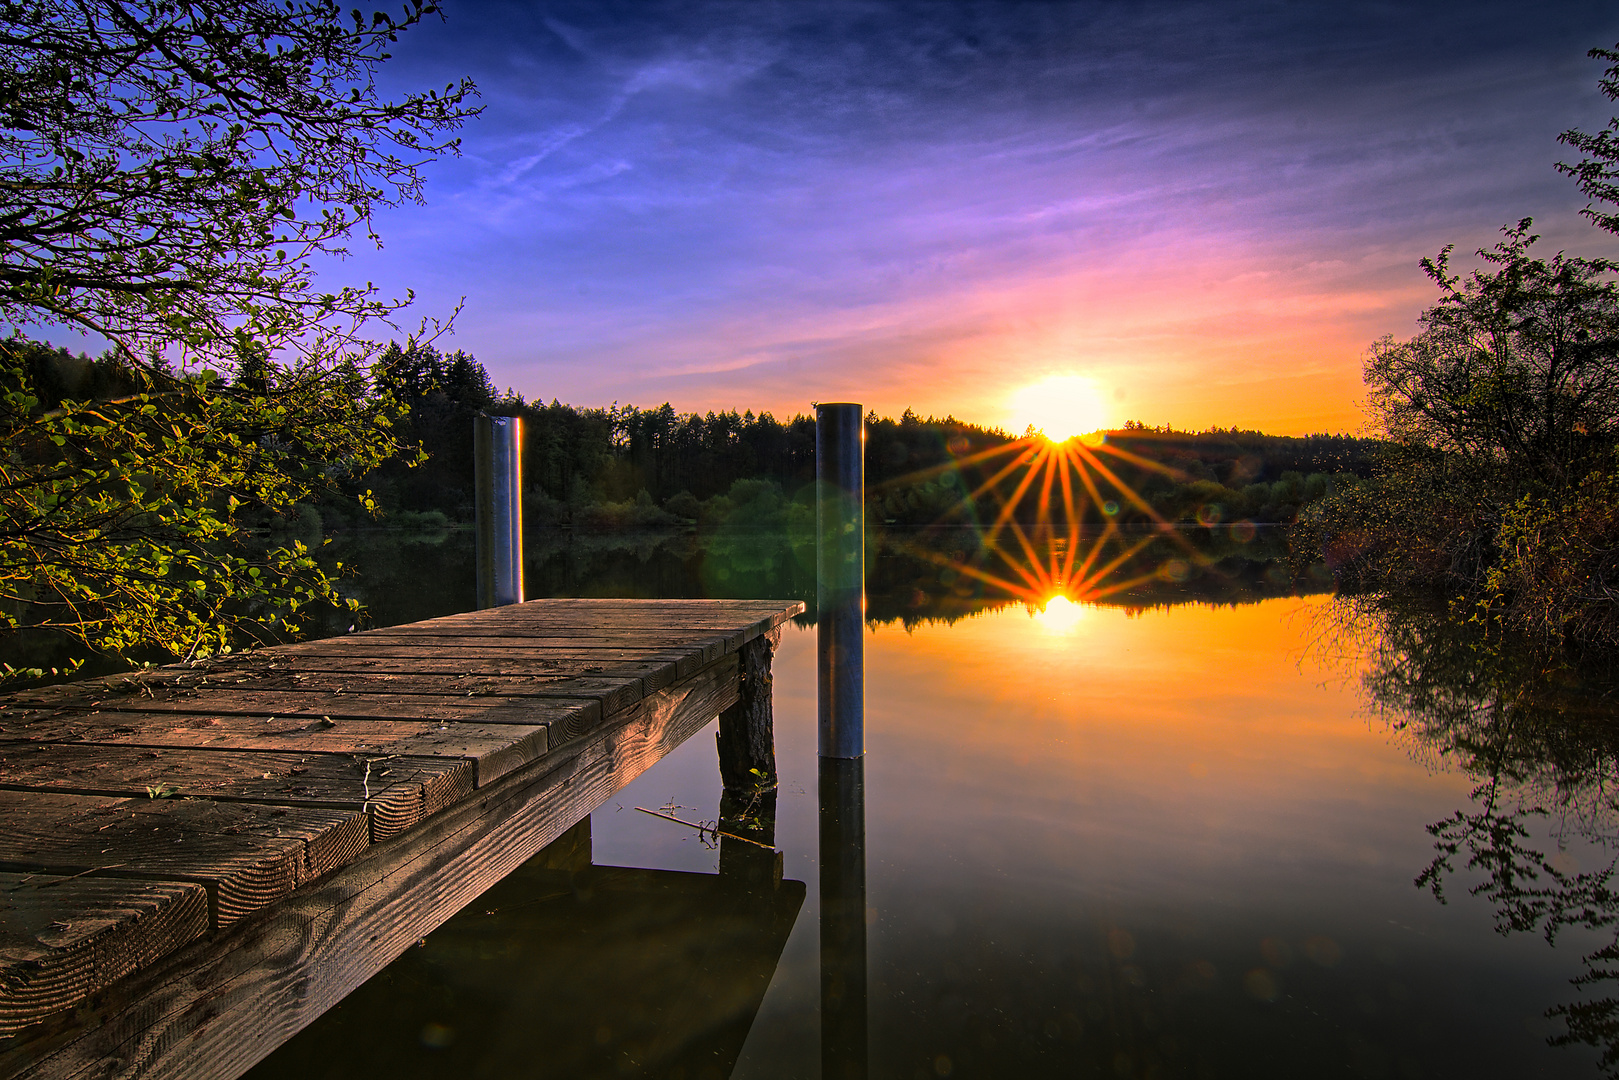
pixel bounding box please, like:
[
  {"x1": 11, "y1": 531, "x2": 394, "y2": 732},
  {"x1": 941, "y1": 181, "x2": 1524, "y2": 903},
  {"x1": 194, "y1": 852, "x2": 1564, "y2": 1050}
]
[
  {"x1": 0, "y1": 876, "x2": 209, "y2": 1038},
  {"x1": 158, "y1": 665, "x2": 663, "y2": 696},
  {"x1": 0, "y1": 654, "x2": 680, "y2": 715},
  {"x1": 187, "y1": 656, "x2": 683, "y2": 690},
  {"x1": 0, "y1": 598, "x2": 801, "y2": 1068},
  {"x1": 263, "y1": 634, "x2": 731, "y2": 669},
  {"x1": 88, "y1": 673, "x2": 653, "y2": 720},
  {"x1": 0, "y1": 745, "x2": 472, "y2": 842},
  {"x1": 393, "y1": 598, "x2": 799, "y2": 625},
  {"x1": 25, "y1": 691, "x2": 600, "y2": 730},
  {"x1": 0, "y1": 601, "x2": 804, "y2": 718},
  {"x1": 0, "y1": 653, "x2": 741, "y2": 1080},
  {"x1": 205, "y1": 645, "x2": 704, "y2": 664},
  {"x1": 0, "y1": 712, "x2": 549, "y2": 788},
  {"x1": 0, "y1": 793, "x2": 369, "y2": 928},
  {"x1": 274, "y1": 631, "x2": 729, "y2": 647},
  {"x1": 205, "y1": 646, "x2": 719, "y2": 682},
  {"x1": 4, "y1": 667, "x2": 661, "y2": 735}
]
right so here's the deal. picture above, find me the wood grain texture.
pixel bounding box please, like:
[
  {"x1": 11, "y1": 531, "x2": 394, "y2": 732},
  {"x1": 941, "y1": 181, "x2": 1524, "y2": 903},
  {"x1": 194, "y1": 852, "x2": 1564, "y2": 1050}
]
[
  {"x1": 271, "y1": 632, "x2": 728, "y2": 649},
  {"x1": 0, "y1": 713, "x2": 549, "y2": 789},
  {"x1": 389, "y1": 597, "x2": 800, "y2": 626},
  {"x1": 0, "y1": 746, "x2": 472, "y2": 842},
  {"x1": 157, "y1": 664, "x2": 668, "y2": 696},
  {"x1": 0, "y1": 793, "x2": 369, "y2": 928},
  {"x1": 119, "y1": 671, "x2": 656, "y2": 719},
  {"x1": 0, "y1": 654, "x2": 741, "y2": 1080},
  {"x1": 0, "y1": 600, "x2": 803, "y2": 717},
  {"x1": 187, "y1": 656, "x2": 686, "y2": 692},
  {"x1": 36, "y1": 690, "x2": 599, "y2": 729},
  {"x1": 0, "y1": 877, "x2": 209, "y2": 1038}
]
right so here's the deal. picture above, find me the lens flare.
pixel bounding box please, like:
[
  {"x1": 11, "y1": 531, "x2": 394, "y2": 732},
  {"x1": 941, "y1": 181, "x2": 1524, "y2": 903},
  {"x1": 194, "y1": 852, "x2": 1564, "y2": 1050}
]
[{"x1": 871, "y1": 418, "x2": 1211, "y2": 612}]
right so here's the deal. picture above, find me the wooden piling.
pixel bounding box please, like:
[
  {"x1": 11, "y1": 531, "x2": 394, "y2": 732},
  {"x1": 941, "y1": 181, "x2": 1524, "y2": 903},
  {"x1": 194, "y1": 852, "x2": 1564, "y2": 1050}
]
[{"x1": 715, "y1": 628, "x2": 781, "y2": 794}]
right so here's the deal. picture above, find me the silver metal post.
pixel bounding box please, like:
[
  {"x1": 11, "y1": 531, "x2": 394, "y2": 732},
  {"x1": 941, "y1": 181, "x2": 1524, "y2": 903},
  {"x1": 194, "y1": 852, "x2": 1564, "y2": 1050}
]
[
  {"x1": 474, "y1": 413, "x2": 524, "y2": 609},
  {"x1": 816, "y1": 402, "x2": 864, "y2": 759}
]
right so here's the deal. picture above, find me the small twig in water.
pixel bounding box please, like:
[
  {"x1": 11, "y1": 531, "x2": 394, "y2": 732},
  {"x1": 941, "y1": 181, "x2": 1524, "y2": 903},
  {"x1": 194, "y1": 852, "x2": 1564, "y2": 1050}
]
[{"x1": 633, "y1": 807, "x2": 775, "y2": 850}]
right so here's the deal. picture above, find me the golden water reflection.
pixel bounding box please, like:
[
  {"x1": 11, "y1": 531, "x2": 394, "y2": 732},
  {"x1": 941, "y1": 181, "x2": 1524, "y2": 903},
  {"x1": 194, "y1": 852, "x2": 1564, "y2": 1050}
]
[{"x1": 819, "y1": 596, "x2": 1609, "y2": 1077}]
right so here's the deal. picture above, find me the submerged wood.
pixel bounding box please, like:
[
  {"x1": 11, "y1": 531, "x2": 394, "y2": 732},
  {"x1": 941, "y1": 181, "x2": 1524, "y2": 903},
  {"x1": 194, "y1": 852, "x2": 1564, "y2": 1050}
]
[{"x1": 0, "y1": 597, "x2": 802, "y2": 1079}]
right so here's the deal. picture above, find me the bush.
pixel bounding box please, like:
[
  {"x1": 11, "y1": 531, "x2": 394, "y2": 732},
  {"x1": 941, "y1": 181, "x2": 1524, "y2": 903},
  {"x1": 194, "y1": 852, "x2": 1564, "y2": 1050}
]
[
  {"x1": 664, "y1": 490, "x2": 702, "y2": 521},
  {"x1": 1486, "y1": 467, "x2": 1619, "y2": 644}
]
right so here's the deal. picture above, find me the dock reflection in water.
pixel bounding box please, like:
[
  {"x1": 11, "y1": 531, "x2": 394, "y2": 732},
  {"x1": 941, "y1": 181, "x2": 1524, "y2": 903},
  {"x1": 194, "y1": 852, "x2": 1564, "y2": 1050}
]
[{"x1": 246, "y1": 815, "x2": 805, "y2": 1080}]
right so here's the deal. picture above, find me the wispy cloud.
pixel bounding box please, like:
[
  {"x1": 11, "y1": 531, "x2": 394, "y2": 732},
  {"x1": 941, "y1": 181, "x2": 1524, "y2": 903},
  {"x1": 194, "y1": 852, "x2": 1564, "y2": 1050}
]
[{"x1": 313, "y1": 0, "x2": 1619, "y2": 432}]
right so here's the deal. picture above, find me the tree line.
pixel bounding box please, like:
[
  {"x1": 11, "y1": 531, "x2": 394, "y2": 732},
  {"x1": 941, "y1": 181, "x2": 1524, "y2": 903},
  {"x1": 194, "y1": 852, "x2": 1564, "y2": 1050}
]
[{"x1": 344, "y1": 340, "x2": 1378, "y2": 534}]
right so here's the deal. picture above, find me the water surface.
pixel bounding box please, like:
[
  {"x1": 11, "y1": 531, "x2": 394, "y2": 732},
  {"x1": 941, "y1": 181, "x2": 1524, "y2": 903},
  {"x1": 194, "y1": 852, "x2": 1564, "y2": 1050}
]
[{"x1": 246, "y1": 534, "x2": 1613, "y2": 1079}]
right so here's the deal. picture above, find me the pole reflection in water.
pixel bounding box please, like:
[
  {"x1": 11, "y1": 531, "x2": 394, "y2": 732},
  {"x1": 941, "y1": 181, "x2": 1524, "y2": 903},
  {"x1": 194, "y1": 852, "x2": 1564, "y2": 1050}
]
[
  {"x1": 816, "y1": 401, "x2": 869, "y2": 1079},
  {"x1": 820, "y1": 750, "x2": 868, "y2": 1079}
]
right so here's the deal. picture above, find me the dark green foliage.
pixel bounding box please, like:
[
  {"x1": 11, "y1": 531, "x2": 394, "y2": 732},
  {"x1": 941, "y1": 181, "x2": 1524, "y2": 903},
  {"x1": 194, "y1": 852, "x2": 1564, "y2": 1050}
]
[
  {"x1": 364, "y1": 341, "x2": 494, "y2": 517},
  {"x1": 2, "y1": 337, "x2": 408, "y2": 664},
  {"x1": 0, "y1": 0, "x2": 475, "y2": 677}
]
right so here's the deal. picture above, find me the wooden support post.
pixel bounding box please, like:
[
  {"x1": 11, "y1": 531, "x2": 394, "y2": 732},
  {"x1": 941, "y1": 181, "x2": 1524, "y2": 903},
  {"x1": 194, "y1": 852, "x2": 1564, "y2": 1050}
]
[{"x1": 716, "y1": 630, "x2": 779, "y2": 795}]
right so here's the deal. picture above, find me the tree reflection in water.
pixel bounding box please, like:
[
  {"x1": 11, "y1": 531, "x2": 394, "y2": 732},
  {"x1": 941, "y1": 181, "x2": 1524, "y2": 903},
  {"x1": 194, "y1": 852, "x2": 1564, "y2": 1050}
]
[{"x1": 1327, "y1": 596, "x2": 1619, "y2": 1073}]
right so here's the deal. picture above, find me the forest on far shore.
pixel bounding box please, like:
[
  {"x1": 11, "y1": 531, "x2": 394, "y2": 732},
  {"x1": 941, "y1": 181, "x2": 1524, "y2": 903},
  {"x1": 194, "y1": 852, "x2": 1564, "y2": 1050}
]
[{"x1": 321, "y1": 341, "x2": 1379, "y2": 535}]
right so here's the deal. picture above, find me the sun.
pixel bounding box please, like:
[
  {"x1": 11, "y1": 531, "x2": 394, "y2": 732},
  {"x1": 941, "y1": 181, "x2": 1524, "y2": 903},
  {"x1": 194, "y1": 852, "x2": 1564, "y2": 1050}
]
[
  {"x1": 1033, "y1": 594, "x2": 1086, "y2": 634},
  {"x1": 1008, "y1": 375, "x2": 1109, "y2": 442}
]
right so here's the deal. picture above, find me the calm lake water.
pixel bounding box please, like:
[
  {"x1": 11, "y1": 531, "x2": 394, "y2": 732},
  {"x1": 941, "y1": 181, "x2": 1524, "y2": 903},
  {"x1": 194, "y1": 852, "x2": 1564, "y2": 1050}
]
[{"x1": 241, "y1": 527, "x2": 1613, "y2": 1079}]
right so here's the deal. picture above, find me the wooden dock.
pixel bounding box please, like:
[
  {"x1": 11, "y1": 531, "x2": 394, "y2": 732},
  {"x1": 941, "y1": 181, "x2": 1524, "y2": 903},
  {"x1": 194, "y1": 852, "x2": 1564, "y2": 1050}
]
[{"x1": 0, "y1": 598, "x2": 803, "y2": 1080}]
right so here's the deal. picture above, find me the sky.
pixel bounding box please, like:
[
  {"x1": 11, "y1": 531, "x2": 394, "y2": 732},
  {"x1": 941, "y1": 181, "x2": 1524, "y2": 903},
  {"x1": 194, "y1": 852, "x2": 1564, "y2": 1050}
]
[{"x1": 64, "y1": 1, "x2": 1619, "y2": 434}]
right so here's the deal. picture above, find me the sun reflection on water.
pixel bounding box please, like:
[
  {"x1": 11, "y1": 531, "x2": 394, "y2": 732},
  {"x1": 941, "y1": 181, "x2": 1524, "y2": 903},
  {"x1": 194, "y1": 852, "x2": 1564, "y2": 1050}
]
[{"x1": 879, "y1": 425, "x2": 1203, "y2": 608}]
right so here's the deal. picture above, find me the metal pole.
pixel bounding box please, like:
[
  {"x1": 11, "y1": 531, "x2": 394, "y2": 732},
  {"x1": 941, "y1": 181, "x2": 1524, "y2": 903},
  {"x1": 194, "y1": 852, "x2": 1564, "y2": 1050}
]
[
  {"x1": 474, "y1": 413, "x2": 524, "y2": 609},
  {"x1": 816, "y1": 402, "x2": 864, "y2": 759}
]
